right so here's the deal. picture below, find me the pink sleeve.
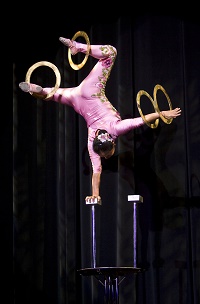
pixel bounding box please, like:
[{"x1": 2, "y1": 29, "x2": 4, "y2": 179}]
[{"x1": 114, "y1": 117, "x2": 145, "y2": 136}]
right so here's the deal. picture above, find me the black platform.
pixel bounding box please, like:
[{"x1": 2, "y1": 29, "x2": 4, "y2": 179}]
[
  {"x1": 78, "y1": 267, "x2": 144, "y2": 303},
  {"x1": 78, "y1": 266, "x2": 143, "y2": 277}
]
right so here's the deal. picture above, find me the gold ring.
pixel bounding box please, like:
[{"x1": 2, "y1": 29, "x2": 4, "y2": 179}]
[
  {"x1": 136, "y1": 84, "x2": 173, "y2": 128},
  {"x1": 68, "y1": 31, "x2": 90, "y2": 70},
  {"x1": 25, "y1": 61, "x2": 61, "y2": 100},
  {"x1": 136, "y1": 89, "x2": 159, "y2": 129},
  {"x1": 153, "y1": 84, "x2": 173, "y2": 124}
]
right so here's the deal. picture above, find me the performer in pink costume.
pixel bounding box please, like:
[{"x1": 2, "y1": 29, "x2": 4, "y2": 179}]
[{"x1": 19, "y1": 38, "x2": 181, "y2": 202}]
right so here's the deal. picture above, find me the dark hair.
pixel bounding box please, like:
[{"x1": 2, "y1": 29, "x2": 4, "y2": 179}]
[{"x1": 93, "y1": 129, "x2": 114, "y2": 154}]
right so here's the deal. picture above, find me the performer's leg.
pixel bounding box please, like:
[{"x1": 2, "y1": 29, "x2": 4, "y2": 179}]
[
  {"x1": 19, "y1": 82, "x2": 53, "y2": 100},
  {"x1": 19, "y1": 83, "x2": 71, "y2": 103},
  {"x1": 78, "y1": 43, "x2": 117, "y2": 98},
  {"x1": 59, "y1": 37, "x2": 117, "y2": 60},
  {"x1": 19, "y1": 82, "x2": 43, "y2": 93},
  {"x1": 60, "y1": 38, "x2": 117, "y2": 95},
  {"x1": 19, "y1": 41, "x2": 117, "y2": 103}
]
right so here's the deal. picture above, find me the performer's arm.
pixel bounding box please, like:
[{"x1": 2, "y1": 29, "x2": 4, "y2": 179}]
[
  {"x1": 85, "y1": 172, "x2": 101, "y2": 203},
  {"x1": 145, "y1": 108, "x2": 181, "y2": 122},
  {"x1": 92, "y1": 172, "x2": 101, "y2": 197},
  {"x1": 114, "y1": 108, "x2": 181, "y2": 136},
  {"x1": 86, "y1": 136, "x2": 102, "y2": 202}
]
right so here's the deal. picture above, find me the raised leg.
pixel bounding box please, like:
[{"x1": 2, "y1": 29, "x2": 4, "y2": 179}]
[{"x1": 59, "y1": 37, "x2": 117, "y2": 60}]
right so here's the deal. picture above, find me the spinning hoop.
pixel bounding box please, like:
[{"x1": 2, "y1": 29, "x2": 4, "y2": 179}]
[
  {"x1": 153, "y1": 84, "x2": 173, "y2": 124},
  {"x1": 68, "y1": 31, "x2": 90, "y2": 70},
  {"x1": 25, "y1": 61, "x2": 61, "y2": 100},
  {"x1": 136, "y1": 90, "x2": 159, "y2": 129},
  {"x1": 136, "y1": 84, "x2": 173, "y2": 128}
]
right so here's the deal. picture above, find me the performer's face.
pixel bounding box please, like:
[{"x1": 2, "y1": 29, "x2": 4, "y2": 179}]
[{"x1": 99, "y1": 146, "x2": 115, "y2": 159}]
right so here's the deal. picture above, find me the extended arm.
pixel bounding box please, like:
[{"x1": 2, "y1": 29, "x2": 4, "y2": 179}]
[{"x1": 144, "y1": 107, "x2": 181, "y2": 122}]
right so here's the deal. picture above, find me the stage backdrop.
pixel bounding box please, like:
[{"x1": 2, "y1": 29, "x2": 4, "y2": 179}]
[{"x1": 13, "y1": 15, "x2": 200, "y2": 304}]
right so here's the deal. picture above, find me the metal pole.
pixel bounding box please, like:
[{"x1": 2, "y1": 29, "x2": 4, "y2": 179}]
[
  {"x1": 128, "y1": 195, "x2": 143, "y2": 268},
  {"x1": 85, "y1": 197, "x2": 102, "y2": 268},
  {"x1": 133, "y1": 202, "x2": 137, "y2": 267},
  {"x1": 91, "y1": 205, "x2": 96, "y2": 268}
]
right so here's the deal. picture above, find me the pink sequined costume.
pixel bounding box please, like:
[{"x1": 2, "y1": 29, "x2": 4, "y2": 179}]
[{"x1": 22, "y1": 43, "x2": 145, "y2": 174}]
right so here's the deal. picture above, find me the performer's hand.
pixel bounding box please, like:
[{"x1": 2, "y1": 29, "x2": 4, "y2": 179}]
[
  {"x1": 161, "y1": 108, "x2": 181, "y2": 119},
  {"x1": 85, "y1": 195, "x2": 101, "y2": 203}
]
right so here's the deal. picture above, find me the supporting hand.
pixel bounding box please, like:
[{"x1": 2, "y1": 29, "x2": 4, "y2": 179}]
[
  {"x1": 85, "y1": 195, "x2": 101, "y2": 201},
  {"x1": 85, "y1": 196, "x2": 102, "y2": 205}
]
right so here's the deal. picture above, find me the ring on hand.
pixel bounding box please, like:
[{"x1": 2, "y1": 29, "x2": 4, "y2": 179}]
[
  {"x1": 68, "y1": 31, "x2": 90, "y2": 70},
  {"x1": 136, "y1": 84, "x2": 173, "y2": 128},
  {"x1": 25, "y1": 61, "x2": 61, "y2": 100},
  {"x1": 153, "y1": 84, "x2": 173, "y2": 124},
  {"x1": 136, "y1": 89, "x2": 159, "y2": 129}
]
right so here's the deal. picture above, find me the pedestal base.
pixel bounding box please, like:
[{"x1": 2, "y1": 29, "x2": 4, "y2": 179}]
[{"x1": 78, "y1": 266, "x2": 144, "y2": 303}]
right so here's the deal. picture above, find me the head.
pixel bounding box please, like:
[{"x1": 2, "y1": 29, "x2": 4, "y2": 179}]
[{"x1": 93, "y1": 129, "x2": 115, "y2": 159}]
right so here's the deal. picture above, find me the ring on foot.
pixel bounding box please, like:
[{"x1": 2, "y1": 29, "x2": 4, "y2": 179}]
[{"x1": 59, "y1": 37, "x2": 78, "y2": 55}]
